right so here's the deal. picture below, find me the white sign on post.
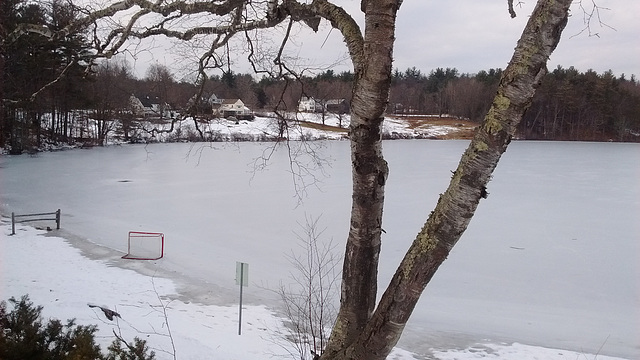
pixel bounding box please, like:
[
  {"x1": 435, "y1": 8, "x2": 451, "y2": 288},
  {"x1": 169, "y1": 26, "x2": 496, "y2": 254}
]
[
  {"x1": 236, "y1": 262, "x2": 248, "y2": 335},
  {"x1": 236, "y1": 262, "x2": 249, "y2": 286}
]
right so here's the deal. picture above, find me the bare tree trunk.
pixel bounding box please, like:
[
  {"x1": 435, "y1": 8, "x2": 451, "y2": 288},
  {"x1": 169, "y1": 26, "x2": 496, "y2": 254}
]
[
  {"x1": 322, "y1": 0, "x2": 572, "y2": 359},
  {"x1": 321, "y1": 0, "x2": 399, "y2": 356},
  {"x1": 0, "y1": 53, "x2": 4, "y2": 147}
]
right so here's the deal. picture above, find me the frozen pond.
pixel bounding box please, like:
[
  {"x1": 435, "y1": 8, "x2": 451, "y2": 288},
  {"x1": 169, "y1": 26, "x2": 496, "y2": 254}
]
[{"x1": 1, "y1": 140, "x2": 638, "y2": 358}]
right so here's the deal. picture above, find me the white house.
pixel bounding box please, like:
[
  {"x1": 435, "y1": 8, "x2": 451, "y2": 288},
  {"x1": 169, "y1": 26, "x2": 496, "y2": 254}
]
[
  {"x1": 218, "y1": 99, "x2": 254, "y2": 119},
  {"x1": 208, "y1": 93, "x2": 223, "y2": 106},
  {"x1": 298, "y1": 97, "x2": 323, "y2": 112},
  {"x1": 132, "y1": 95, "x2": 171, "y2": 118}
]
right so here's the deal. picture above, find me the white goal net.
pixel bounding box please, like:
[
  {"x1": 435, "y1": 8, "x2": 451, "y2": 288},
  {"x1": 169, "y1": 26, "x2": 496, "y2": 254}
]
[{"x1": 122, "y1": 231, "x2": 164, "y2": 260}]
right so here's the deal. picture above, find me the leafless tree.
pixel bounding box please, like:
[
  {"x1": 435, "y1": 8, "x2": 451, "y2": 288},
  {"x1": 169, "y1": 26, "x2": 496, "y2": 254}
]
[
  {"x1": 90, "y1": 58, "x2": 135, "y2": 144},
  {"x1": 145, "y1": 63, "x2": 175, "y2": 119},
  {"x1": 11, "y1": 0, "x2": 585, "y2": 359},
  {"x1": 272, "y1": 215, "x2": 340, "y2": 360}
]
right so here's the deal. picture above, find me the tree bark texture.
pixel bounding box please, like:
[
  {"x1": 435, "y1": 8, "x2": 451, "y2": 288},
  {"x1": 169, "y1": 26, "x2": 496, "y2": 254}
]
[
  {"x1": 324, "y1": 1, "x2": 572, "y2": 359},
  {"x1": 321, "y1": 0, "x2": 400, "y2": 357}
]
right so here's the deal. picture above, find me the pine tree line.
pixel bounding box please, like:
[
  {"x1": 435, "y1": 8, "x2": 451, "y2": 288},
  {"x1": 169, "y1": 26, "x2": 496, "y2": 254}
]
[{"x1": 2, "y1": 1, "x2": 639, "y2": 151}]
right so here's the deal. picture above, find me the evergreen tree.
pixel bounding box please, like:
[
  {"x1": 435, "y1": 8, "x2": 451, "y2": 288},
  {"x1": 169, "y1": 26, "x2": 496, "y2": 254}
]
[
  {"x1": 1, "y1": 0, "x2": 93, "y2": 150},
  {"x1": 0, "y1": 295, "x2": 155, "y2": 360}
]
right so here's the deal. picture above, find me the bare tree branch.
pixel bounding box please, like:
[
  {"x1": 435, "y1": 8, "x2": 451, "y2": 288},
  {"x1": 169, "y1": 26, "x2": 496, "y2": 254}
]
[
  {"x1": 571, "y1": 0, "x2": 616, "y2": 38},
  {"x1": 265, "y1": 215, "x2": 341, "y2": 359},
  {"x1": 507, "y1": 0, "x2": 525, "y2": 18},
  {"x1": 10, "y1": 0, "x2": 358, "y2": 65}
]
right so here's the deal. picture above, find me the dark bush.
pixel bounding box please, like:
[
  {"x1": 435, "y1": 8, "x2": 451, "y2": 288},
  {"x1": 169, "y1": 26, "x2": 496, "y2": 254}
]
[{"x1": 0, "y1": 295, "x2": 155, "y2": 360}]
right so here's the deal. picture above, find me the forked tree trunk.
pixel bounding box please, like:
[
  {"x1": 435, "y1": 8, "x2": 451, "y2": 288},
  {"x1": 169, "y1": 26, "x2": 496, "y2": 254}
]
[
  {"x1": 10, "y1": 0, "x2": 574, "y2": 357},
  {"x1": 322, "y1": 1, "x2": 572, "y2": 359}
]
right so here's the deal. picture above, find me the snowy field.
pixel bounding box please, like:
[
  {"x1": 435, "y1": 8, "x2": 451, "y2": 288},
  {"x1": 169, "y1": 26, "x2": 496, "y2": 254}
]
[
  {"x1": 1, "y1": 140, "x2": 638, "y2": 359},
  {"x1": 114, "y1": 112, "x2": 470, "y2": 143}
]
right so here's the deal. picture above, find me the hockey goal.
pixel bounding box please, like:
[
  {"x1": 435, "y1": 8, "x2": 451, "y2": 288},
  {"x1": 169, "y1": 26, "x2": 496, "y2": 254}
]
[{"x1": 122, "y1": 231, "x2": 164, "y2": 260}]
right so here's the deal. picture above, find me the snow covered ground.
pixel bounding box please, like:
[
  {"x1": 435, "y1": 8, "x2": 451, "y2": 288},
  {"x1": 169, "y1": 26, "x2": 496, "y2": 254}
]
[
  {"x1": 1, "y1": 220, "x2": 631, "y2": 360},
  {"x1": 127, "y1": 112, "x2": 470, "y2": 143},
  {"x1": 1, "y1": 139, "x2": 638, "y2": 359}
]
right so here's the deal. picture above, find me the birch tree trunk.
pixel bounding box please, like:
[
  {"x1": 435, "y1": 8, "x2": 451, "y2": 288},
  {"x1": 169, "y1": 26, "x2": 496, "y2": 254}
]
[
  {"x1": 321, "y1": 0, "x2": 398, "y2": 355},
  {"x1": 322, "y1": 0, "x2": 572, "y2": 359}
]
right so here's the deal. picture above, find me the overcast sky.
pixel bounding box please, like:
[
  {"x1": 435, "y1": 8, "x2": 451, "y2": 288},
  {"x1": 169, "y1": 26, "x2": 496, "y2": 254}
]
[
  {"x1": 394, "y1": 0, "x2": 639, "y2": 76},
  {"x1": 125, "y1": 0, "x2": 639, "y2": 80}
]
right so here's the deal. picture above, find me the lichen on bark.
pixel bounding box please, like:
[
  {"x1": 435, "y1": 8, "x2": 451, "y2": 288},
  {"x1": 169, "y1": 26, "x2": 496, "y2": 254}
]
[{"x1": 482, "y1": 93, "x2": 511, "y2": 134}]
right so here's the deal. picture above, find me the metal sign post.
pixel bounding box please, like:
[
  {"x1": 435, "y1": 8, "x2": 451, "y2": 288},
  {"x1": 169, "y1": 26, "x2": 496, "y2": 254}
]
[{"x1": 235, "y1": 262, "x2": 249, "y2": 335}]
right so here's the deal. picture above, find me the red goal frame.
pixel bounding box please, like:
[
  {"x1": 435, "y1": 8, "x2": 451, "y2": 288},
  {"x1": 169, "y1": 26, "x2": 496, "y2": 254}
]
[{"x1": 122, "y1": 231, "x2": 164, "y2": 260}]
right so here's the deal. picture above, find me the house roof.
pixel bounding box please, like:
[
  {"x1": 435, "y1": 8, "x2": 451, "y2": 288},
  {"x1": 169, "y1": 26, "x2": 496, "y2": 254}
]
[
  {"x1": 137, "y1": 95, "x2": 160, "y2": 108},
  {"x1": 221, "y1": 98, "x2": 242, "y2": 104}
]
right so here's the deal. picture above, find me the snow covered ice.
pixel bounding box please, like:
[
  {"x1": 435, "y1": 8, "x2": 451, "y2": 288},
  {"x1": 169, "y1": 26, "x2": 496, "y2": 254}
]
[{"x1": 1, "y1": 139, "x2": 638, "y2": 359}]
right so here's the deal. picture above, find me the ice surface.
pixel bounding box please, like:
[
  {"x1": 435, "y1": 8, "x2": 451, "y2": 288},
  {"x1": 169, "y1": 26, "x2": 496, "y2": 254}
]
[{"x1": 1, "y1": 140, "x2": 638, "y2": 359}]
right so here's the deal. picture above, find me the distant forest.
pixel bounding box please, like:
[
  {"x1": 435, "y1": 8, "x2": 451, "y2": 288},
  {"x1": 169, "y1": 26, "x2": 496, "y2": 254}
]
[{"x1": 2, "y1": 0, "x2": 639, "y2": 152}]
